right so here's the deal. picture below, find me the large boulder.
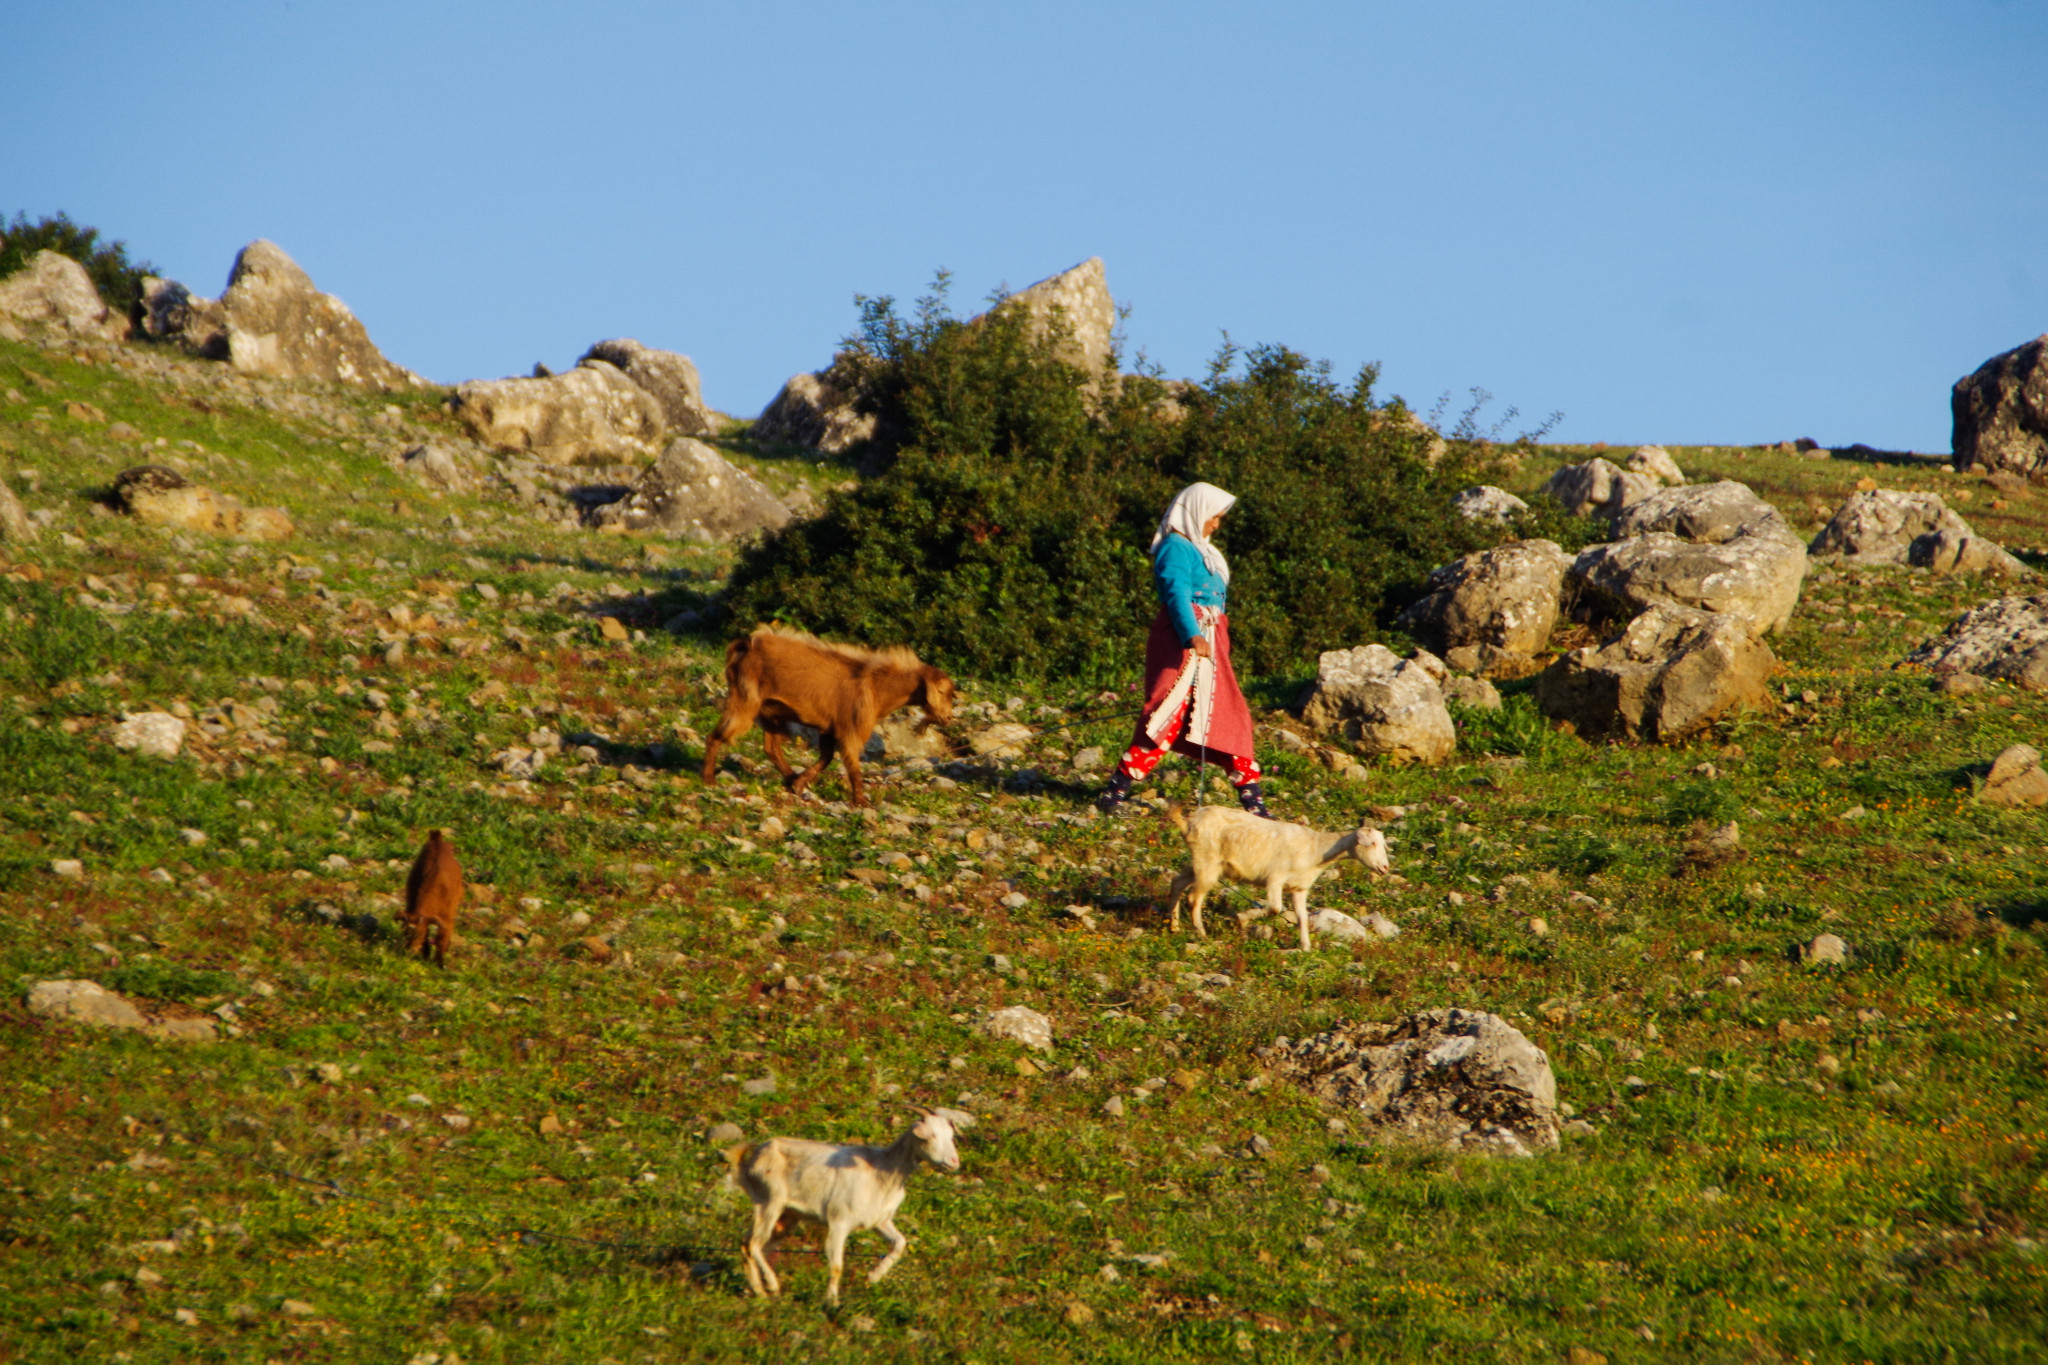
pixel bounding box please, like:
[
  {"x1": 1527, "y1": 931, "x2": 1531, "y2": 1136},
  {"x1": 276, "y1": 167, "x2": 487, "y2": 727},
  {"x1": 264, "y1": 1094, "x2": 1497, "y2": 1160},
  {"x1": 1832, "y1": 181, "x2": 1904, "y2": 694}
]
[
  {"x1": 0, "y1": 250, "x2": 119, "y2": 336},
  {"x1": 754, "y1": 359, "x2": 876, "y2": 454},
  {"x1": 1982, "y1": 744, "x2": 2048, "y2": 809},
  {"x1": 1908, "y1": 526, "x2": 2031, "y2": 579},
  {"x1": 111, "y1": 465, "x2": 293, "y2": 542},
  {"x1": 1571, "y1": 481, "x2": 1807, "y2": 635},
  {"x1": 27, "y1": 979, "x2": 147, "y2": 1031},
  {"x1": 579, "y1": 339, "x2": 716, "y2": 436},
  {"x1": 1535, "y1": 603, "x2": 1774, "y2": 742},
  {"x1": 140, "y1": 276, "x2": 228, "y2": 357},
  {"x1": 587, "y1": 437, "x2": 792, "y2": 541},
  {"x1": 1297, "y1": 644, "x2": 1455, "y2": 765},
  {"x1": 1908, "y1": 594, "x2": 2048, "y2": 691},
  {"x1": 220, "y1": 241, "x2": 416, "y2": 388},
  {"x1": 453, "y1": 361, "x2": 667, "y2": 465},
  {"x1": 1626, "y1": 445, "x2": 1686, "y2": 486},
  {"x1": 1261, "y1": 1008, "x2": 1559, "y2": 1156},
  {"x1": 987, "y1": 257, "x2": 1117, "y2": 381},
  {"x1": 1952, "y1": 334, "x2": 2048, "y2": 478},
  {"x1": 1453, "y1": 485, "x2": 1528, "y2": 523},
  {"x1": 1810, "y1": 488, "x2": 1974, "y2": 562},
  {"x1": 1398, "y1": 539, "x2": 1568, "y2": 656},
  {"x1": 1542, "y1": 456, "x2": 1658, "y2": 521}
]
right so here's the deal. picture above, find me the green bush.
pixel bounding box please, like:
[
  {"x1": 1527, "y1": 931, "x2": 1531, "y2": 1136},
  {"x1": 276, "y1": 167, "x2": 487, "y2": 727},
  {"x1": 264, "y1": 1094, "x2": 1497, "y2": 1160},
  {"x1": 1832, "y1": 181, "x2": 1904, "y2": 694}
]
[
  {"x1": 0, "y1": 211, "x2": 158, "y2": 317},
  {"x1": 723, "y1": 276, "x2": 1553, "y2": 685}
]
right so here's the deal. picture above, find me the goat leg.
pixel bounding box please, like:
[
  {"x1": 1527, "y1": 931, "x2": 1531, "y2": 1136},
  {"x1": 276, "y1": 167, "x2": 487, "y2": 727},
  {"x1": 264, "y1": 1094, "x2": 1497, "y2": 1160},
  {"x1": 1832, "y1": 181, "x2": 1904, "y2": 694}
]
[{"x1": 869, "y1": 1217, "x2": 909, "y2": 1285}]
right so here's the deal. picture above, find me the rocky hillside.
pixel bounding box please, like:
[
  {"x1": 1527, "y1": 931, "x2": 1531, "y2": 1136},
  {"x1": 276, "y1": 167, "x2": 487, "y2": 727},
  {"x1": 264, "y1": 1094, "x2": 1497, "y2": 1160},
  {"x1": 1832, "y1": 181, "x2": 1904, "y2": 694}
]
[{"x1": 3, "y1": 280, "x2": 2048, "y2": 1362}]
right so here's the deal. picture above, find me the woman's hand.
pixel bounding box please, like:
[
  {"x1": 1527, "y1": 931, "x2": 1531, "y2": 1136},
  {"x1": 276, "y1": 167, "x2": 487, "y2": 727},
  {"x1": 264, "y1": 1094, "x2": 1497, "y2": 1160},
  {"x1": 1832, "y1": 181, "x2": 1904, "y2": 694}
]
[{"x1": 1190, "y1": 636, "x2": 1213, "y2": 660}]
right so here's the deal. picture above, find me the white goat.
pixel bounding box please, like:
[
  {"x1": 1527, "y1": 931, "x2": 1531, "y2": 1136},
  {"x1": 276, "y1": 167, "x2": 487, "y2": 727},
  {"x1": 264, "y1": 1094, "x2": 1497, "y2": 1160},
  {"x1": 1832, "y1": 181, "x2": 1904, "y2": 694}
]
[
  {"x1": 725, "y1": 1110, "x2": 961, "y2": 1304},
  {"x1": 1163, "y1": 802, "x2": 1392, "y2": 951}
]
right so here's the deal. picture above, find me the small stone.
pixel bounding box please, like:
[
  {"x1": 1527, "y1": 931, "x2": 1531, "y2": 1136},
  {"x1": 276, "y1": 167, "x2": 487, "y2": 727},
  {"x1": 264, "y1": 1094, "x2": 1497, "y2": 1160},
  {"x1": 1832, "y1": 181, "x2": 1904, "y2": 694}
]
[
  {"x1": 1098, "y1": 1263, "x2": 1121, "y2": 1282},
  {"x1": 1567, "y1": 1349, "x2": 1609, "y2": 1365},
  {"x1": 1169, "y1": 1068, "x2": 1202, "y2": 1091},
  {"x1": 442, "y1": 1113, "x2": 471, "y2": 1130},
  {"x1": 1064, "y1": 1301, "x2": 1096, "y2": 1327},
  {"x1": 1816, "y1": 1054, "x2": 1842, "y2": 1076},
  {"x1": 537, "y1": 1114, "x2": 564, "y2": 1136},
  {"x1": 757, "y1": 815, "x2": 786, "y2": 842},
  {"x1": 1562, "y1": 1119, "x2": 1599, "y2": 1138},
  {"x1": 173, "y1": 1307, "x2": 200, "y2": 1326},
  {"x1": 848, "y1": 1314, "x2": 877, "y2": 1333},
  {"x1": 1015, "y1": 1056, "x2": 1043, "y2": 1077},
  {"x1": 279, "y1": 1299, "x2": 317, "y2": 1317},
  {"x1": 1247, "y1": 1133, "x2": 1273, "y2": 1156},
  {"x1": 1101, "y1": 1095, "x2": 1125, "y2": 1118},
  {"x1": 314, "y1": 1062, "x2": 344, "y2": 1084},
  {"x1": 599, "y1": 616, "x2": 629, "y2": 642},
  {"x1": 984, "y1": 1004, "x2": 1054, "y2": 1052},
  {"x1": 1528, "y1": 917, "x2": 1550, "y2": 937},
  {"x1": 564, "y1": 936, "x2": 614, "y2": 964},
  {"x1": 111, "y1": 712, "x2": 187, "y2": 759},
  {"x1": 134, "y1": 1267, "x2": 164, "y2": 1287},
  {"x1": 178, "y1": 828, "x2": 207, "y2": 846},
  {"x1": 50, "y1": 859, "x2": 84, "y2": 880},
  {"x1": 1301, "y1": 1235, "x2": 1325, "y2": 1253},
  {"x1": 1804, "y1": 933, "x2": 1849, "y2": 966},
  {"x1": 26, "y1": 979, "x2": 145, "y2": 1030},
  {"x1": 1000, "y1": 891, "x2": 1029, "y2": 909},
  {"x1": 709, "y1": 1121, "x2": 746, "y2": 1144}
]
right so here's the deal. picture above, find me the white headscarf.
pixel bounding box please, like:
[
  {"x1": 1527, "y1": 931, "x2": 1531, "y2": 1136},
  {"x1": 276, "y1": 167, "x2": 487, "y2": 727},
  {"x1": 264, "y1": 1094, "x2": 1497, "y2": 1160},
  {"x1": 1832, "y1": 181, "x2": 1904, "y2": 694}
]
[{"x1": 1151, "y1": 482, "x2": 1236, "y2": 584}]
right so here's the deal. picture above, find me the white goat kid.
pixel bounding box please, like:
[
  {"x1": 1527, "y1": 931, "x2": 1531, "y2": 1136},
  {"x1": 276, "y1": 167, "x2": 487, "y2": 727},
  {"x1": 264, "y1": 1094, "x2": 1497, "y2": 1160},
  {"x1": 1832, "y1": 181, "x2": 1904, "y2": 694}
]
[
  {"x1": 1163, "y1": 802, "x2": 1392, "y2": 951},
  {"x1": 726, "y1": 1110, "x2": 961, "y2": 1304}
]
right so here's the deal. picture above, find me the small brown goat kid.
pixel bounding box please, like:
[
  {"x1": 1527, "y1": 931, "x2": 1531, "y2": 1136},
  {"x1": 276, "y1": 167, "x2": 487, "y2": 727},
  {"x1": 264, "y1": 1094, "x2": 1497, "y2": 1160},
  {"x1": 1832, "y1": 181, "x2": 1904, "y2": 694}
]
[
  {"x1": 1163, "y1": 802, "x2": 1391, "y2": 951},
  {"x1": 700, "y1": 626, "x2": 955, "y2": 807},
  {"x1": 401, "y1": 829, "x2": 463, "y2": 967}
]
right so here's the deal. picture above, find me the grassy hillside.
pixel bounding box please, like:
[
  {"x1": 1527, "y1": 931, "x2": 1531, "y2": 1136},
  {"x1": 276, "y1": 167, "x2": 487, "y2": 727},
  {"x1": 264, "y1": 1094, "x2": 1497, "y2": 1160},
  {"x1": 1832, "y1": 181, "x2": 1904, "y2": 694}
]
[{"x1": 2, "y1": 334, "x2": 2045, "y2": 1363}]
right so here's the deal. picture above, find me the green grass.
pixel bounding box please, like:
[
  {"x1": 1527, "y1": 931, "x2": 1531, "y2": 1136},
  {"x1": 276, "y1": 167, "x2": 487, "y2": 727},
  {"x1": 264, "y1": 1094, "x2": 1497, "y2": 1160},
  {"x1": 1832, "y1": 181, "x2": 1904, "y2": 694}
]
[{"x1": 1, "y1": 337, "x2": 2046, "y2": 1362}]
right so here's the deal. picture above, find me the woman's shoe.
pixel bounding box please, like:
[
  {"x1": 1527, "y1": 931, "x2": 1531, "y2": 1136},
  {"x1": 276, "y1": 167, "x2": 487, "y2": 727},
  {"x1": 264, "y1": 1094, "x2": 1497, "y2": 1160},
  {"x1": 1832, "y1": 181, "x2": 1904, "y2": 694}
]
[
  {"x1": 1096, "y1": 768, "x2": 1135, "y2": 815},
  {"x1": 1236, "y1": 781, "x2": 1274, "y2": 819}
]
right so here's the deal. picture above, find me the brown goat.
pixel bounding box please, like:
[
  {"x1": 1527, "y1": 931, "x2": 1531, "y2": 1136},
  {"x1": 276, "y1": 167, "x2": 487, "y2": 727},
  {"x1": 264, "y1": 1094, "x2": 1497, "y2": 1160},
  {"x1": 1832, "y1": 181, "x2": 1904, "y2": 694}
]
[
  {"x1": 700, "y1": 626, "x2": 955, "y2": 807},
  {"x1": 401, "y1": 829, "x2": 463, "y2": 967}
]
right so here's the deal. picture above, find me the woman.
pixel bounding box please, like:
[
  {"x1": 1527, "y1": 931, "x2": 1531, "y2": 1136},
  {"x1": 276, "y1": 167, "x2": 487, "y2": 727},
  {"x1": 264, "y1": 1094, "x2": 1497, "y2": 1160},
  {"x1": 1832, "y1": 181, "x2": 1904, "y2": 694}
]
[{"x1": 1097, "y1": 482, "x2": 1271, "y2": 818}]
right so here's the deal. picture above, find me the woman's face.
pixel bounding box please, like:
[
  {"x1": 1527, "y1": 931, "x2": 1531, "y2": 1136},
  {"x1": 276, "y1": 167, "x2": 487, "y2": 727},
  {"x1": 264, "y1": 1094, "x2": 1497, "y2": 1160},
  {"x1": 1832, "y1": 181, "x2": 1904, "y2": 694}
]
[{"x1": 1202, "y1": 511, "x2": 1225, "y2": 538}]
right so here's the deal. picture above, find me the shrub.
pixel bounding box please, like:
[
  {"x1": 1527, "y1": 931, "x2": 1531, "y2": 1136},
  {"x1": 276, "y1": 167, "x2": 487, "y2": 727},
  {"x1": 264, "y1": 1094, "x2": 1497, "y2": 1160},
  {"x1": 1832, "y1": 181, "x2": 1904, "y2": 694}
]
[
  {"x1": 0, "y1": 211, "x2": 158, "y2": 317},
  {"x1": 723, "y1": 276, "x2": 1553, "y2": 685}
]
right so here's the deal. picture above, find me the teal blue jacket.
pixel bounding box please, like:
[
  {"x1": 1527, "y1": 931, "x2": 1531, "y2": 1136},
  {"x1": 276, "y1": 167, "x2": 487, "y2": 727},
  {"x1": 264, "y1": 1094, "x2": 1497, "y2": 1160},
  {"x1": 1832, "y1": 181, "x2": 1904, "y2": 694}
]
[{"x1": 1153, "y1": 533, "x2": 1228, "y2": 647}]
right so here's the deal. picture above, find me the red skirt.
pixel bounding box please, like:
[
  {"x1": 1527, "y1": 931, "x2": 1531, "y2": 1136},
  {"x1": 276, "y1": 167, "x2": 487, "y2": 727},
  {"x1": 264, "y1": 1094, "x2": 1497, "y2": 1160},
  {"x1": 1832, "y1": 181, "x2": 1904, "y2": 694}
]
[{"x1": 1131, "y1": 608, "x2": 1257, "y2": 762}]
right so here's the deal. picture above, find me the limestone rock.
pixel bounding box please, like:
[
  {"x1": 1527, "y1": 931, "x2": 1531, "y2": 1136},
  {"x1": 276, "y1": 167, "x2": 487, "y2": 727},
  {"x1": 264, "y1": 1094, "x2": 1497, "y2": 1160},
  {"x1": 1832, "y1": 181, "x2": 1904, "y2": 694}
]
[
  {"x1": 1626, "y1": 445, "x2": 1686, "y2": 486},
  {"x1": 970, "y1": 722, "x2": 1036, "y2": 758},
  {"x1": 1309, "y1": 909, "x2": 1401, "y2": 943},
  {"x1": 0, "y1": 477, "x2": 35, "y2": 543},
  {"x1": 453, "y1": 361, "x2": 666, "y2": 465},
  {"x1": 1908, "y1": 594, "x2": 2048, "y2": 691},
  {"x1": 984, "y1": 1004, "x2": 1054, "y2": 1052},
  {"x1": 1952, "y1": 334, "x2": 2048, "y2": 478},
  {"x1": 1909, "y1": 526, "x2": 2031, "y2": 579},
  {"x1": 987, "y1": 257, "x2": 1117, "y2": 382},
  {"x1": 1297, "y1": 645, "x2": 1455, "y2": 765},
  {"x1": 579, "y1": 339, "x2": 716, "y2": 436},
  {"x1": 140, "y1": 277, "x2": 227, "y2": 357},
  {"x1": 27, "y1": 980, "x2": 147, "y2": 1031},
  {"x1": 399, "y1": 444, "x2": 470, "y2": 492},
  {"x1": 587, "y1": 437, "x2": 791, "y2": 541},
  {"x1": 1572, "y1": 482, "x2": 1807, "y2": 635},
  {"x1": 1983, "y1": 743, "x2": 2048, "y2": 809},
  {"x1": 1810, "y1": 488, "x2": 1972, "y2": 562},
  {"x1": 111, "y1": 712, "x2": 187, "y2": 759},
  {"x1": 1453, "y1": 485, "x2": 1529, "y2": 523},
  {"x1": 1399, "y1": 539, "x2": 1568, "y2": 656},
  {"x1": 112, "y1": 465, "x2": 293, "y2": 542},
  {"x1": 754, "y1": 359, "x2": 876, "y2": 454},
  {"x1": 1264, "y1": 1008, "x2": 1559, "y2": 1155},
  {"x1": 221, "y1": 241, "x2": 416, "y2": 388},
  {"x1": 866, "y1": 712, "x2": 955, "y2": 761},
  {"x1": 1534, "y1": 603, "x2": 1775, "y2": 742},
  {"x1": 1442, "y1": 676, "x2": 1502, "y2": 710},
  {"x1": 1543, "y1": 457, "x2": 1658, "y2": 522},
  {"x1": 1802, "y1": 933, "x2": 1849, "y2": 966},
  {"x1": 0, "y1": 251, "x2": 118, "y2": 336}
]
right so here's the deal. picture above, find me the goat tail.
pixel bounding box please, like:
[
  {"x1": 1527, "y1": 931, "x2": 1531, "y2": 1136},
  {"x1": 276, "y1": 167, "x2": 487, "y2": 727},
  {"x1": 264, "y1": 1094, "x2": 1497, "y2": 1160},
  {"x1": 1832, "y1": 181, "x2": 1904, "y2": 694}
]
[
  {"x1": 1162, "y1": 800, "x2": 1189, "y2": 834},
  {"x1": 722, "y1": 634, "x2": 753, "y2": 686}
]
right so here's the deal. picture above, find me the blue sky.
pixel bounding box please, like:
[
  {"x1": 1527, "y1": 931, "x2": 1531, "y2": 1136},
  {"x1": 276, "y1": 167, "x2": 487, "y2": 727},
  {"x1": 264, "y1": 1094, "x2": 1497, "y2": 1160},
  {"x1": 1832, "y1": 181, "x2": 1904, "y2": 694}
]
[{"x1": 6, "y1": 1, "x2": 2043, "y2": 450}]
